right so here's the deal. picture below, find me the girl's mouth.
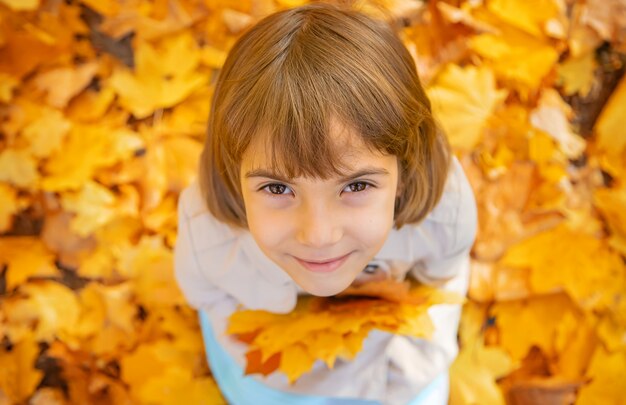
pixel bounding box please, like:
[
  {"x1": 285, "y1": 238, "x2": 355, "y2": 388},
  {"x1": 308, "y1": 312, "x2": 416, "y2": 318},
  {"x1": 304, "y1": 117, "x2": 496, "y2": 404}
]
[{"x1": 294, "y1": 253, "x2": 352, "y2": 273}]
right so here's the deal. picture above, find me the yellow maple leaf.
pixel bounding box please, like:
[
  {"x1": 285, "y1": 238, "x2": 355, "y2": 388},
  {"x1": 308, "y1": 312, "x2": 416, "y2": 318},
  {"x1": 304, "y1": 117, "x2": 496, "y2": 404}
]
[
  {"x1": 528, "y1": 131, "x2": 558, "y2": 164},
  {"x1": 199, "y1": 46, "x2": 228, "y2": 69},
  {"x1": 33, "y1": 62, "x2": 99, "y2": 108},
  {"x1": 62, "y1": 282, "x2": 137, "y2": 346},
  {"x1": 116, "y1": 235, "x2": 186, "y2": 308},
  {"x1": 54, "y1": 282, "x2": 138, "y2": 355},
  {"x1": 468, "y1": 6, "x2": 560, "y2": 96},
  {"x1": 41, "y1": 124, "x2": 143, "y2": 192},
  {"x1": 98, "y1": 0, "x2": 204, "y2": 41},
  {"x1": 40, "y1": 211, "x2": 98, "y2": 271},
  {"x1": 0, "y1": 148, "x2": 39, "y2": 189},
  {"x1": 143, "y1": 195, "x2": 177, "y2": 241},
  {"x1": 61, "y1": 181, "x2": 139, "y2": 236},
  {"x1": 254, "y1": 310, "x2": 336, "y2": 362},
  {"x1": 529, "y1": 89, "x2": 586, "y2": 159},
  {"x1": 44, "y1": 340, "x2": 135, "y2": 405},
  {"x1": 0, "y1": 183, "x2": 18, "y2": 233},
  {"x1": 468, "y1": 260, "x2": 532, "y2": 303},
  {"x1": 0, "y1": 72, "x2": 19, "y2": 102},
  {"x1": 490, "y1": 293, "x2": 578, "y2": 360},
  {"x1": 0, "y1": 335, "x2": 43, "y2": 404},
  {"x1": 306, "y1": 330, "x2": 345, "y2": 368},
  {"x1": 596, "y1": 75, "x2": 626, "y2": 156},
  {"x1": 160, "y1": 87, "x2": 212, "y2": 137},
  {"x1": 0, "y1": 21, "x2": 60, "y2": 79},
  {"x1": 576, "y1": 346, "x2": 626, "y2": 405},
  {"x1": 554, "y1": 313, "x2": 597, "y2": 380},
  {"x1": 66, "y1": 87, "x2": 116, "y2": 123},
  {"x1": 427, "y1": 64, "x2": 507, "y2": 150},
  {"x1": 0, "y1": 0, "x2": 39, "y2": 11},
  {"x1": 92, "y1": 282, "x2": 137, "y2": 336},
  {"x1": 122, "y1": 338, "x2": 214, "y2": 402},
  {"x1": 279, "y1": 343, "x2": 316, "y2": 384},
  {"x1": 500, "y1": 224, "x2": 626, "y2": 311},
  {"x1": 72, "y1": 283, "x2": 107, "y2": 339},
  {"x1": 150, "y1": 306, "x2": 206, "y2": 355},
  {"x1": 137, "y1": 367, "x2": 226, "y2": 405},
  {"x1": 21, "y1": 107, "x2": 71, "y2": 159},
  {"x1": 108, "y1": 33, "x2": 207, "y2": 118},
  {"x1": 486, "y1": 0, "x2": 562, "y2": 38},
  {"x1": 76, "y1": 218, "x2": 141, "y2": 279},
  {"x1": 450, "y1": 339, "x2": 513, "y2": 405},
  {"x1": 0, "y1": 237, "x2": 58, "y2": 291},
  {"x1": 79, "y1": 0, "x2": 121, "y2": 16},
  {"x1": 557, "y1": 52, "x2": 596, "y2": 96},
  {"x1": 450, "y1": 302, "x2": 513, "y2": 405},
  {"x1": 162, "y1": 136, "x2": 203, "y2": 193},
  {"x1": 595, "y1": 185, "x2": 626, "y2": 257},
  {"x1": 2, "y1": 280, "x2": 80, "y2": 343}
]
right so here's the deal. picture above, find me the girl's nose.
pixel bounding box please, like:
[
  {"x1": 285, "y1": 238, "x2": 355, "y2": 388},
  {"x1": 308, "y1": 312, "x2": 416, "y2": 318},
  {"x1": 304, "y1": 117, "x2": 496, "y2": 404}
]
[{"x1": 295, "y1": 203, "x2": 343, "y2": 248}]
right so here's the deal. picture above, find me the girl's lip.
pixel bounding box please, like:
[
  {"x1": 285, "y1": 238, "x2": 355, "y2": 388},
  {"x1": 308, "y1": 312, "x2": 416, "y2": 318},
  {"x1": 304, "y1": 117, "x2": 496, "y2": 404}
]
[{"x1": 294, "y1": 252, "x2": 352, "y2": 273}]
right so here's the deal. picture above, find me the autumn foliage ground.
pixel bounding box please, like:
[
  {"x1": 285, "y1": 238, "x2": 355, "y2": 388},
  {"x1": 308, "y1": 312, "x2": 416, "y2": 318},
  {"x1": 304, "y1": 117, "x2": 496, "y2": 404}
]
[{"x1": 0, "y1": 0, "x2": 625, "y2": 404}]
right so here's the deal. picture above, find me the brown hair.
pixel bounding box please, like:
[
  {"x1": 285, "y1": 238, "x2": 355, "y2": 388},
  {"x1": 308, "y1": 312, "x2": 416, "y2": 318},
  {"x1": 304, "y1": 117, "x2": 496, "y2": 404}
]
[{"x1": 198, "y1": 1, "x2": 450, "y2": 229}]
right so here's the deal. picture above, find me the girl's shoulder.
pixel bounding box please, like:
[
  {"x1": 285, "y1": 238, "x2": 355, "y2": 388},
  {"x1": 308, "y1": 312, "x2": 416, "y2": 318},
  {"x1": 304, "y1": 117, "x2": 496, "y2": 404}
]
[{"x1": 423, "y1": 155, "x2": 476, "y2": 226}]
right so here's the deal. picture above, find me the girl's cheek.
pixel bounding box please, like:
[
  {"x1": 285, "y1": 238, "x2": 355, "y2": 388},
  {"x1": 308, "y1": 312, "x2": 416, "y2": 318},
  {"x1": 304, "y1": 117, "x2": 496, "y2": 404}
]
[
  {"x1": 247, "y1": 200, "x2": 295, "y2": 236},
  {"x1": 344, "y1": 199, "x2": 395, "y2": 244}
]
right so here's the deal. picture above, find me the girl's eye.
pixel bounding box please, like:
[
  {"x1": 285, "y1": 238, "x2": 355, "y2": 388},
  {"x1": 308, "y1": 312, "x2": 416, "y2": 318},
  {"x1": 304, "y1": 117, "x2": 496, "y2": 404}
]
[
  {"x1": 343, "y1": 181, "x2": 370, "y2": 193},
  {"x1": 263, "y1": 183, "x2": 292, "y2": 196}
]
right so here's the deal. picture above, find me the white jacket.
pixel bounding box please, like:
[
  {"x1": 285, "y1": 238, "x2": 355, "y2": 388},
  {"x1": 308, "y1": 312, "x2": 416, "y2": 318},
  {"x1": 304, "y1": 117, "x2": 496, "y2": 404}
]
[{"x1": 174, "y1": 156, "x2": 477, "y2": 404}]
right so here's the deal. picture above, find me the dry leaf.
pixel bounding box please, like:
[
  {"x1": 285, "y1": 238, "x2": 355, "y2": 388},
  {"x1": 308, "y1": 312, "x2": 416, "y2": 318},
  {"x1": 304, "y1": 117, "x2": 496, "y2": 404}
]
[
  {"x1": 427, "y1": 64, "x2": 507, "y2": 150},
  {"x1": 0, "y1": 336, "x2": 43, "y2": 403}
]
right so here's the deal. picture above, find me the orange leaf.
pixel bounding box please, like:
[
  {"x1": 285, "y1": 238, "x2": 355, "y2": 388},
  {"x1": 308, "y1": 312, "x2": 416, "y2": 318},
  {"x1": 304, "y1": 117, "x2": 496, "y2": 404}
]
[{"x1": 244, "y1": 349, "x2": 281, "y2": 377}]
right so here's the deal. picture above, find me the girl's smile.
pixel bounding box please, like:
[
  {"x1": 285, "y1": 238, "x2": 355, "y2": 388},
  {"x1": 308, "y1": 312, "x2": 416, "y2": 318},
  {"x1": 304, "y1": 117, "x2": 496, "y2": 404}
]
[{"x1": 293, "y1": 252, "x2": 354, "y2": 273}]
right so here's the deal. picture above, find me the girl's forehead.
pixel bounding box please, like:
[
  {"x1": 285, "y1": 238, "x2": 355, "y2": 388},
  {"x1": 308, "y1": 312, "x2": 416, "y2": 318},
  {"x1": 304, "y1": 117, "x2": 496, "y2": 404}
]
[{"x1": 241, "y1": 119, "x2": 383, "y2": 174}]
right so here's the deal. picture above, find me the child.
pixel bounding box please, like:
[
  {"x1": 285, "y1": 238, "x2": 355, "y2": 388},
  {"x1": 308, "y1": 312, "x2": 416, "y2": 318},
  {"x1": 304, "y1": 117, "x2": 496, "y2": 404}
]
[{"x1": 174, "y1": 2, "x2": 477, "y2": 404}]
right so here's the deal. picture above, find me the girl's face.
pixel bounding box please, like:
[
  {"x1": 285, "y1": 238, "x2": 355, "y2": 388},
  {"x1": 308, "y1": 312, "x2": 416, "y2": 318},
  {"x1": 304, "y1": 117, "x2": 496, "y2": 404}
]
[{"x1": 240, "y1": 121, "x2": 399, "y2": 297}]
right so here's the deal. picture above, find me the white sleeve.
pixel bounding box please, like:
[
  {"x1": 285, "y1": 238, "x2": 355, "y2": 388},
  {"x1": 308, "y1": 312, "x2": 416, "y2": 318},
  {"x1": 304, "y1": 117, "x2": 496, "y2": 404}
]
[{"x1": 173, "y1": 190, "x2": 231, "y2": 311}]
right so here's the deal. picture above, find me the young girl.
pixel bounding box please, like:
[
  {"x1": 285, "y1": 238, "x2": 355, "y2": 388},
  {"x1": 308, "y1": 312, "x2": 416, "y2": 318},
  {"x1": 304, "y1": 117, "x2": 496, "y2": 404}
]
[{"x1": 174, "y1": 3, "x2": 477, "y2": 404}]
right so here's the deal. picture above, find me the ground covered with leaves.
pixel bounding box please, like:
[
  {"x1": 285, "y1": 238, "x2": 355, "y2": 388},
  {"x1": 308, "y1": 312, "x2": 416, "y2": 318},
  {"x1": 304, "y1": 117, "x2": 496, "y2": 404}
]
[{"x1": 0, "y1": 0, "x2": 625, "y2": 404}]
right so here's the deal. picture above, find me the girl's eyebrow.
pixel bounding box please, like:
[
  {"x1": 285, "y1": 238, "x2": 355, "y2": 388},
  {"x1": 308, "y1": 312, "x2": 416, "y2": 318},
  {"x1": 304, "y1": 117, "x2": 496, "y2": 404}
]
[
  {"x1": 244, "y1": 167, "x2": 390, "y2": 183},
  {"x1": 335, "y1": 167, "x2": 390, "y2": 184},
  {"x1": 244, "y1": 169, "x2": 291, "y2": 183}
]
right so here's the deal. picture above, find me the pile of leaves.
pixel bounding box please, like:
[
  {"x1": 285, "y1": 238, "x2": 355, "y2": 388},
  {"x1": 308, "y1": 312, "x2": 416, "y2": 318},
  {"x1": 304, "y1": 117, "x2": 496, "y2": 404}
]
[{"x1": 0, "y1": 0, "x2": 624, "y2": 404}]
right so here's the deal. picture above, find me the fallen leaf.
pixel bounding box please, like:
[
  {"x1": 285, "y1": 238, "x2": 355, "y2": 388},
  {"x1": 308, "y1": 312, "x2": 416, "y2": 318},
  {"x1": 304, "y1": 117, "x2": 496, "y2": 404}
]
[
  {"x1": 0, "y1": 183, "x2": 18, "y2": 232},
  {"x1": 427, "y1": 64, "x2": 507, "y2": 150},
  {"x1": 0, "y1": 335, "x2": 43, "y2": 404},
  {"x1": 0, "y1": 237, "x2": 58, "y2": 291},
  {"x1": 32, "y1": 62, "x2": 99, "y2": 108},
  {"x1": 595, "y1": 75, "x2": 626, "y2": 156},
  {"x1": 0, "y1": 149, "x2": 39, "y2": 189},
  {"x1": 576, "y1": 346, "x2": 626, "y2": 405},
  {"x1": 107, "y1": 33, "x2": 207, "y2": 118}
]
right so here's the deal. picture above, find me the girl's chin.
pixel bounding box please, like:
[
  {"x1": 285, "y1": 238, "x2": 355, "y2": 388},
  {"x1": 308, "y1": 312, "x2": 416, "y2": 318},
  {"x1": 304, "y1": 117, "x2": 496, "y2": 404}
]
[{"x1": 290, "y1": 271, "x2": 357, "y2": 297}]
